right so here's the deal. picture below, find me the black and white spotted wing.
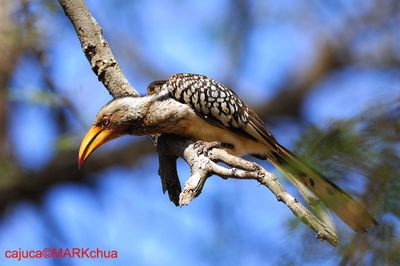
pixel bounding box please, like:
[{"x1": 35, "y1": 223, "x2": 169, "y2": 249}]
[{"x1": 163, "y1": 73, "x2": 277, "y2": 147}]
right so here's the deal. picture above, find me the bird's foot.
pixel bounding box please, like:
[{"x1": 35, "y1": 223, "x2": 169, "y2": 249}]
[{"x1": 193, "y1": 141, "x2": 234, "y2": 156}]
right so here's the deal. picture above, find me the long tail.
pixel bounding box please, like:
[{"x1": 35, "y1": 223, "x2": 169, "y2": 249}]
[{"x1": 268, "y1": 143, "x2": 377, "y2": 233}]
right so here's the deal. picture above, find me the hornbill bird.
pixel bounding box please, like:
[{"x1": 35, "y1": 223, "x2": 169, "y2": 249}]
[{"x1": 78, "y1": 73, "x2": 377, "y2": 233}]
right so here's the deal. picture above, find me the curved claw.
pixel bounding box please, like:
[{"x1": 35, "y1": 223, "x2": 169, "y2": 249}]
[{"x1": 194, "y1": 141, "x2": 234, "y2": 156}]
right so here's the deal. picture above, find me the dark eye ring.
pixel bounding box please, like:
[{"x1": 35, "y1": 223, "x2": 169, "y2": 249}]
[{"x1": 102, "y1": 115, "x2": 110, "y2": 127}]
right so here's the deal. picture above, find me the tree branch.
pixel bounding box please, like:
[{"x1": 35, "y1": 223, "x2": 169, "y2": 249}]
[
  {"x1": 59, "y1": 0, "x2": 137, "y2": 98},
  {"x1": 59, "y1": 0, "x2": 338, "y2": 246},
  {"x1": 157, "y1": 134, "x2": 338, "y2": 246}
]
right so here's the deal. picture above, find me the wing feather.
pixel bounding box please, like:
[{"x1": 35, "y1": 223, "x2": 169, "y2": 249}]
[{"x1": 165, "y1": 73, "x2": 277, "y2": 147}]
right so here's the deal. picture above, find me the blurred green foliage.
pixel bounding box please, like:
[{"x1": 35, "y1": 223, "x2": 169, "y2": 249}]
[{"x1": 286, "y1": 98, "x2": 400, "y2": 265}]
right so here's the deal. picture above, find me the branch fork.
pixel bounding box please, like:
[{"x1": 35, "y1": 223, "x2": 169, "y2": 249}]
[{"x1": 157, "y1": 134, "x2": 338, "y2": 246}]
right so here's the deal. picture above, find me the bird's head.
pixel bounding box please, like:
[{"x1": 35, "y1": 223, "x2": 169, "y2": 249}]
[{"x1": 78, "y1": 97, "x2": 147, "y2": 168}]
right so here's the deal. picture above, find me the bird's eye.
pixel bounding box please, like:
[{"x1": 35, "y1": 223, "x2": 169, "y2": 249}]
[{"x1": 102, "y1": 115, "x2": 111, "y2": 127}]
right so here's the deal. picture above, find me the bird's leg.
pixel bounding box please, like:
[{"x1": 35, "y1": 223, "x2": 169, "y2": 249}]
[{"x1": 193, "y1": 141, "x2": 234, "y2": 156}]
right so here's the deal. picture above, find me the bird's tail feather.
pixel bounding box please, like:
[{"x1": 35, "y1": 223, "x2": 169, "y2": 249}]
[
  {"x1": 281, "y1": 169, "x2": 337, "y2": 233},
  {"x1": 268, "y1": 143, "x2": 377, "y2": 233}
]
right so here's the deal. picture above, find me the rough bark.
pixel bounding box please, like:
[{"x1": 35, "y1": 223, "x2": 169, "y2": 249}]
[{"x1": 59, "y1": 0, "x2": 137, "y2": 98}]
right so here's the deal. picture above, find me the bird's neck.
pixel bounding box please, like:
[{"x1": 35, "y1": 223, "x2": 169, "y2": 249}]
[{"x1": 125, "y1": 95, "x2": 189, "y2": 136}]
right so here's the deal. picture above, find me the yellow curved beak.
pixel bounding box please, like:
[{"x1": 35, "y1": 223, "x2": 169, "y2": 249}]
[{"x1": 78, "y1": 125, "x2": 119, "y2": 168}]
